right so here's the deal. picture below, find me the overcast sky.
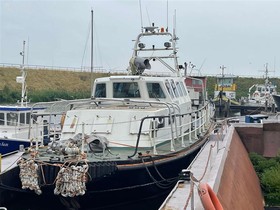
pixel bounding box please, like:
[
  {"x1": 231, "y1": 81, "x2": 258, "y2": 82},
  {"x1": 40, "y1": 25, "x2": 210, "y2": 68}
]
[{"x1": 1, "y1": 0, "x2": 280, "y2": 77}]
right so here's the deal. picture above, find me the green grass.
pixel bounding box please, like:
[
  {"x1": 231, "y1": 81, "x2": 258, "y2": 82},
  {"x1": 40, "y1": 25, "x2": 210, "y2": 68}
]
[
  {"x1": 1, "y1": 66, "x2": 280, "y2": 103},
  {"x1": 0, "y1": 67, "x2": 110, "y2": 103}
]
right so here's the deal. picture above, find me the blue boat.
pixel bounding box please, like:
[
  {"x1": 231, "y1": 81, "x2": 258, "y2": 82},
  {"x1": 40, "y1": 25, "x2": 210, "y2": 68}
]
[
  {"x1": 0, "y1": 106, "x2": 47, "y2": 156},
  {"x1": 0, "y1": 41, "x2": 47, "y2": 156}
]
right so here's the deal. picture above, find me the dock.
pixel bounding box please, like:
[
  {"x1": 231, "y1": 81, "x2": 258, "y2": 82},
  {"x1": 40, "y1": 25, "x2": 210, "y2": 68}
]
[{"x1": 159, "y1": 117, "x2": 280, "y2": 209}]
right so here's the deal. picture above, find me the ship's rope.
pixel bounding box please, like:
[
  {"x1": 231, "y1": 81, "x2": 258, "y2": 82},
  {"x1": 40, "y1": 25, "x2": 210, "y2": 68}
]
[
  {"x1": 141, "y1": 156, "x2": 177, "y2": 189},
  {"x1": 86, "y1": 177, "x2": 178, "y2": 194},
  {"x1": 182, "y1": 120, "x2": 227, "y2": 209}
]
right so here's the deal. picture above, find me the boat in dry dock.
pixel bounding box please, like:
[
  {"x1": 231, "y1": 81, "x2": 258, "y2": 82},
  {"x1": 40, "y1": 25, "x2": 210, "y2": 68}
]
[{"x1": 0, "y1": 23, "x2": 215, "y2": 209}]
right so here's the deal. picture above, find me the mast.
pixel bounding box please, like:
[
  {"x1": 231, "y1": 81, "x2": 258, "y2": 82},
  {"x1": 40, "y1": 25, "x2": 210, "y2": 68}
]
[
  {"x1": 264, "y1": 63, "x2": 269, "y2": 86},
  {"x1": 172, "y1": 10, "x2": 179, "y2": 76},
  {"x1": 220, "y1": 65, "x2": 226, "y2": 98},
  {"x1": 18, "y1": 40, "x2": 27, "y2": 107},
  {"x1": 90, "y1": 9, "x2": 94, "y2": 97}
]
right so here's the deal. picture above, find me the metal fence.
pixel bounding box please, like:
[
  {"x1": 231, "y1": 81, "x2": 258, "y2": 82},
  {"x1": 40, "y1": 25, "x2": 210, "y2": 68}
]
[{"x1": 0, "y1": 62, "x2": 279, "y2": 78}]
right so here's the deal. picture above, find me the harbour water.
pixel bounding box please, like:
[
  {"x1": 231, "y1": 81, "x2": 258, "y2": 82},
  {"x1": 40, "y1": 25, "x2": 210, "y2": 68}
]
[{"x1": 3, "y1": 191, "x2": 168, "y2": 210}]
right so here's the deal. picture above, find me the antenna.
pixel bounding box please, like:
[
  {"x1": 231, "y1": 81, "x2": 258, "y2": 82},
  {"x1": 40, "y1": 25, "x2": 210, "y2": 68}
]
[
  {"x1": 173, "y1": 10, "x2": 177, "y2": 40},
  {"x1": 220, "y1": 65, "x2": 226, "y2": 76},
  {"x1": 18, "y1": 40, "x2": 27, "y2": 107},
  {"x1": 139, "y1": 0, "x2": 143, "y2": 33},
  {"x1": 274, "y1": 56, "x2": 276, "y2": 77},
  {"x1": 146, "y1": 6, "x2": 151, "y2": 26},
  {"x1": 198, "y1": 58, "x2": 206, "y2": 73},
  {"x1": 27, "y1": 37, "x2": 29, "y2": 65},
  {"x1": 90, "y1": 9, "x2": 94, "y2": 96},
  {"x1": 166, "y1": 0, "x2": 169, "y2": 32}
]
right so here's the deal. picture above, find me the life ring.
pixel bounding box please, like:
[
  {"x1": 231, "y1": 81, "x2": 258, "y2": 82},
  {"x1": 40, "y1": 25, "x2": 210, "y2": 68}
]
[
  {"x1": 198, "y1": 183, "x2": 223, "y2": 210},
  {"x1": 253, "y1": 92, "x2": 259, "y2": 97}
]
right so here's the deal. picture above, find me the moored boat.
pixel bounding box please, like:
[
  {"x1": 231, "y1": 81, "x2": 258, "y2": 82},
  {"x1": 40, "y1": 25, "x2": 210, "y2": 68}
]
[
  {"x1": 0, "y1": 23, "x2": 215, "y2": 209},
  {"x1": 212, "y1": 65, "x2": 239, "y2": 106},
  {"x1": 0, "y1": 41, "x2": 47, "y2": 156},
  {"x1": 247, "y1": 63, "x2": 277, "y2": 106},
  {"x1": 272, "y1": 94, "x2": 280, "y2": 110}
]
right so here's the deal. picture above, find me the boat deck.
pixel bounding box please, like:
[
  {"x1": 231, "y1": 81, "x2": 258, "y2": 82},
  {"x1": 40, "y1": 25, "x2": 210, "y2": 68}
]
[{"x1": 1, "y1": 152, "x2": 23, "y2": 174}]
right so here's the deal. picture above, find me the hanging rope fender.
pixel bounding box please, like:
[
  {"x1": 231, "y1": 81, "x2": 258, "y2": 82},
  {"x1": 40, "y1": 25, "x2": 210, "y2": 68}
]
[
  {"x1": 54, "y1": 163, "x2": 89, "y2": 197},
  {"x1": 198, "y1": 182, "x2": 223, "y2": 210},
  {"x1": 17, "y1": 158, "x2": 42, "y2": 195}
]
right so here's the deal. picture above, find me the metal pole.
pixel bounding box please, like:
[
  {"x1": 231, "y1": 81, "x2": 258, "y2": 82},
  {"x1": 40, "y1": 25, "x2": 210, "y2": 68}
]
[
  {"x1": 90, "y1": 9, "x2": 94, "y2": 97},
  {"x1": 20, "y1": 40, "x2": 26, "y2": 107}
]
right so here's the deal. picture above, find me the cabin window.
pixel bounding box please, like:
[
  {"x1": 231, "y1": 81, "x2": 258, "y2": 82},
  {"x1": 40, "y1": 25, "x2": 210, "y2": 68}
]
[
  {"x1": 20, "y1": 113, "x2": 25, "y2": 124},
  {"x1": 0, "y1": 113, "x2": 4, "y2": 125},
  {"x1": 170, "y1": 80, "x2": 179, "y2": 97},
  {"x1": 218, "y1": 78, "x2": 232, "y2": 87},
  {"x1": 165, "y1": 80, "x2": 174, "y2": 98},
  {"x1": 113, "y1": 82, "x2": 140, "y2": 98},
  {"x1": 180, "y1": 81, "x2": 188, "y2": 96},
  {"x1": 146, "y1": 83, "x2": 166, "y2": 98},
  {"x1": 176, "y1": 81, "x2": 184, "y2": 97},
  {"x1": 192, "y1": 80, "x2": 202, "y2": 85},
  {"x1": 7, "y1": 112, "x2": 18, "y2": 126},
  {"x1": 26, "y1": 113, "x2": 30, "y2": 124},
  {"x1": 94, "y1": 83, "x2": 106, "y2": 98}
]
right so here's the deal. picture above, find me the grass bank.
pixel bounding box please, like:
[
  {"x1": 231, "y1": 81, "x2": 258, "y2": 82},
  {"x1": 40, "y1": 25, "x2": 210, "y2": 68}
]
[{"x1": 1, "y1": 67, "x2": 280, "y2": 103}]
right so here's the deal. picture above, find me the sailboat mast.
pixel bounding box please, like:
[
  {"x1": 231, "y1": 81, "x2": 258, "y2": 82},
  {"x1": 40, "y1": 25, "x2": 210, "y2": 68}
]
[
  {"x1": 19, "y1": 40, "x2": 27, "y2": 107},
  {"x1": 90, "y1": 9, "x2": 94, "y2": 97}
]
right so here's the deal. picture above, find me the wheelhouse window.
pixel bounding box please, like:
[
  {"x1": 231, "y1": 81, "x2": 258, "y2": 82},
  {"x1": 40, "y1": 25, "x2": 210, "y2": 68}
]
[
  {"x1": 180, "y1": 81, "x2": 188, "y2": 96},
  {"x1": 20, "y1": 113, "x2": 25, "y2": 124},
  {"x1": 147, "y1": 83, "x2": 166, "y2": 99},
  {"x1": 0, "y1": 113, "x2": 4, "y2": 125},
  {"x1": 7, "y1": 112, "x2": 18, "y2": 126},
  {"x1": 26, "y1": 113, "x2": 30, "y2": 124},
  {"x1": 94, "y1": 83, "x2": 106, "y2": 98},
  {"x1": 176, "y1": 81, "x2": 184, "y2": 97},
  {"x1": 113, "y1": 82, "x2": 140, "y2": 98},
  {"x1": 165, "y1": 80, "x2": 175, "y2": 98},
  {"x1": 171, "y1": 79, "x2": 179, "y2": 97},
  {"x1": 192, "y1": 80, "x2": 202, "y2": 85}
]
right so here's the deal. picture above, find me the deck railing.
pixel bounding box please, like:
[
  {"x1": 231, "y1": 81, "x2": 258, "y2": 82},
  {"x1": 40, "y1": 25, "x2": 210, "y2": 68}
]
[{"x1": 28, "y1": 99, "x2": 214, "y2": 158}]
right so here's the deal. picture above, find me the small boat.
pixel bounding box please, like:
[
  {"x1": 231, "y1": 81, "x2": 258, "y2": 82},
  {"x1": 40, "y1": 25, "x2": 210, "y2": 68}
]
[
  {"x1": 0, "y1": 41, "x2": 46, "y2": 156},
  {"x1": 272, "y1": 94, "x2": 280, "y2": 110},
  {"x1": 212, "y1": 66, "x2": 239, "y2": 106},
  {"x1": 1, "y1": 22, "x2": 215, "y2": 209},
  {"x1": 247, "y1": 63, "x2": 277, "y2": 106}
]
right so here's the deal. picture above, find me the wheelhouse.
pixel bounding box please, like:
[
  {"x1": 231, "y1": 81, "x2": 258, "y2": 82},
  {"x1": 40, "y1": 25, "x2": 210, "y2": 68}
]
[{"x1": 92, "y1": 76, "x2": 190, "y2": 103}]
